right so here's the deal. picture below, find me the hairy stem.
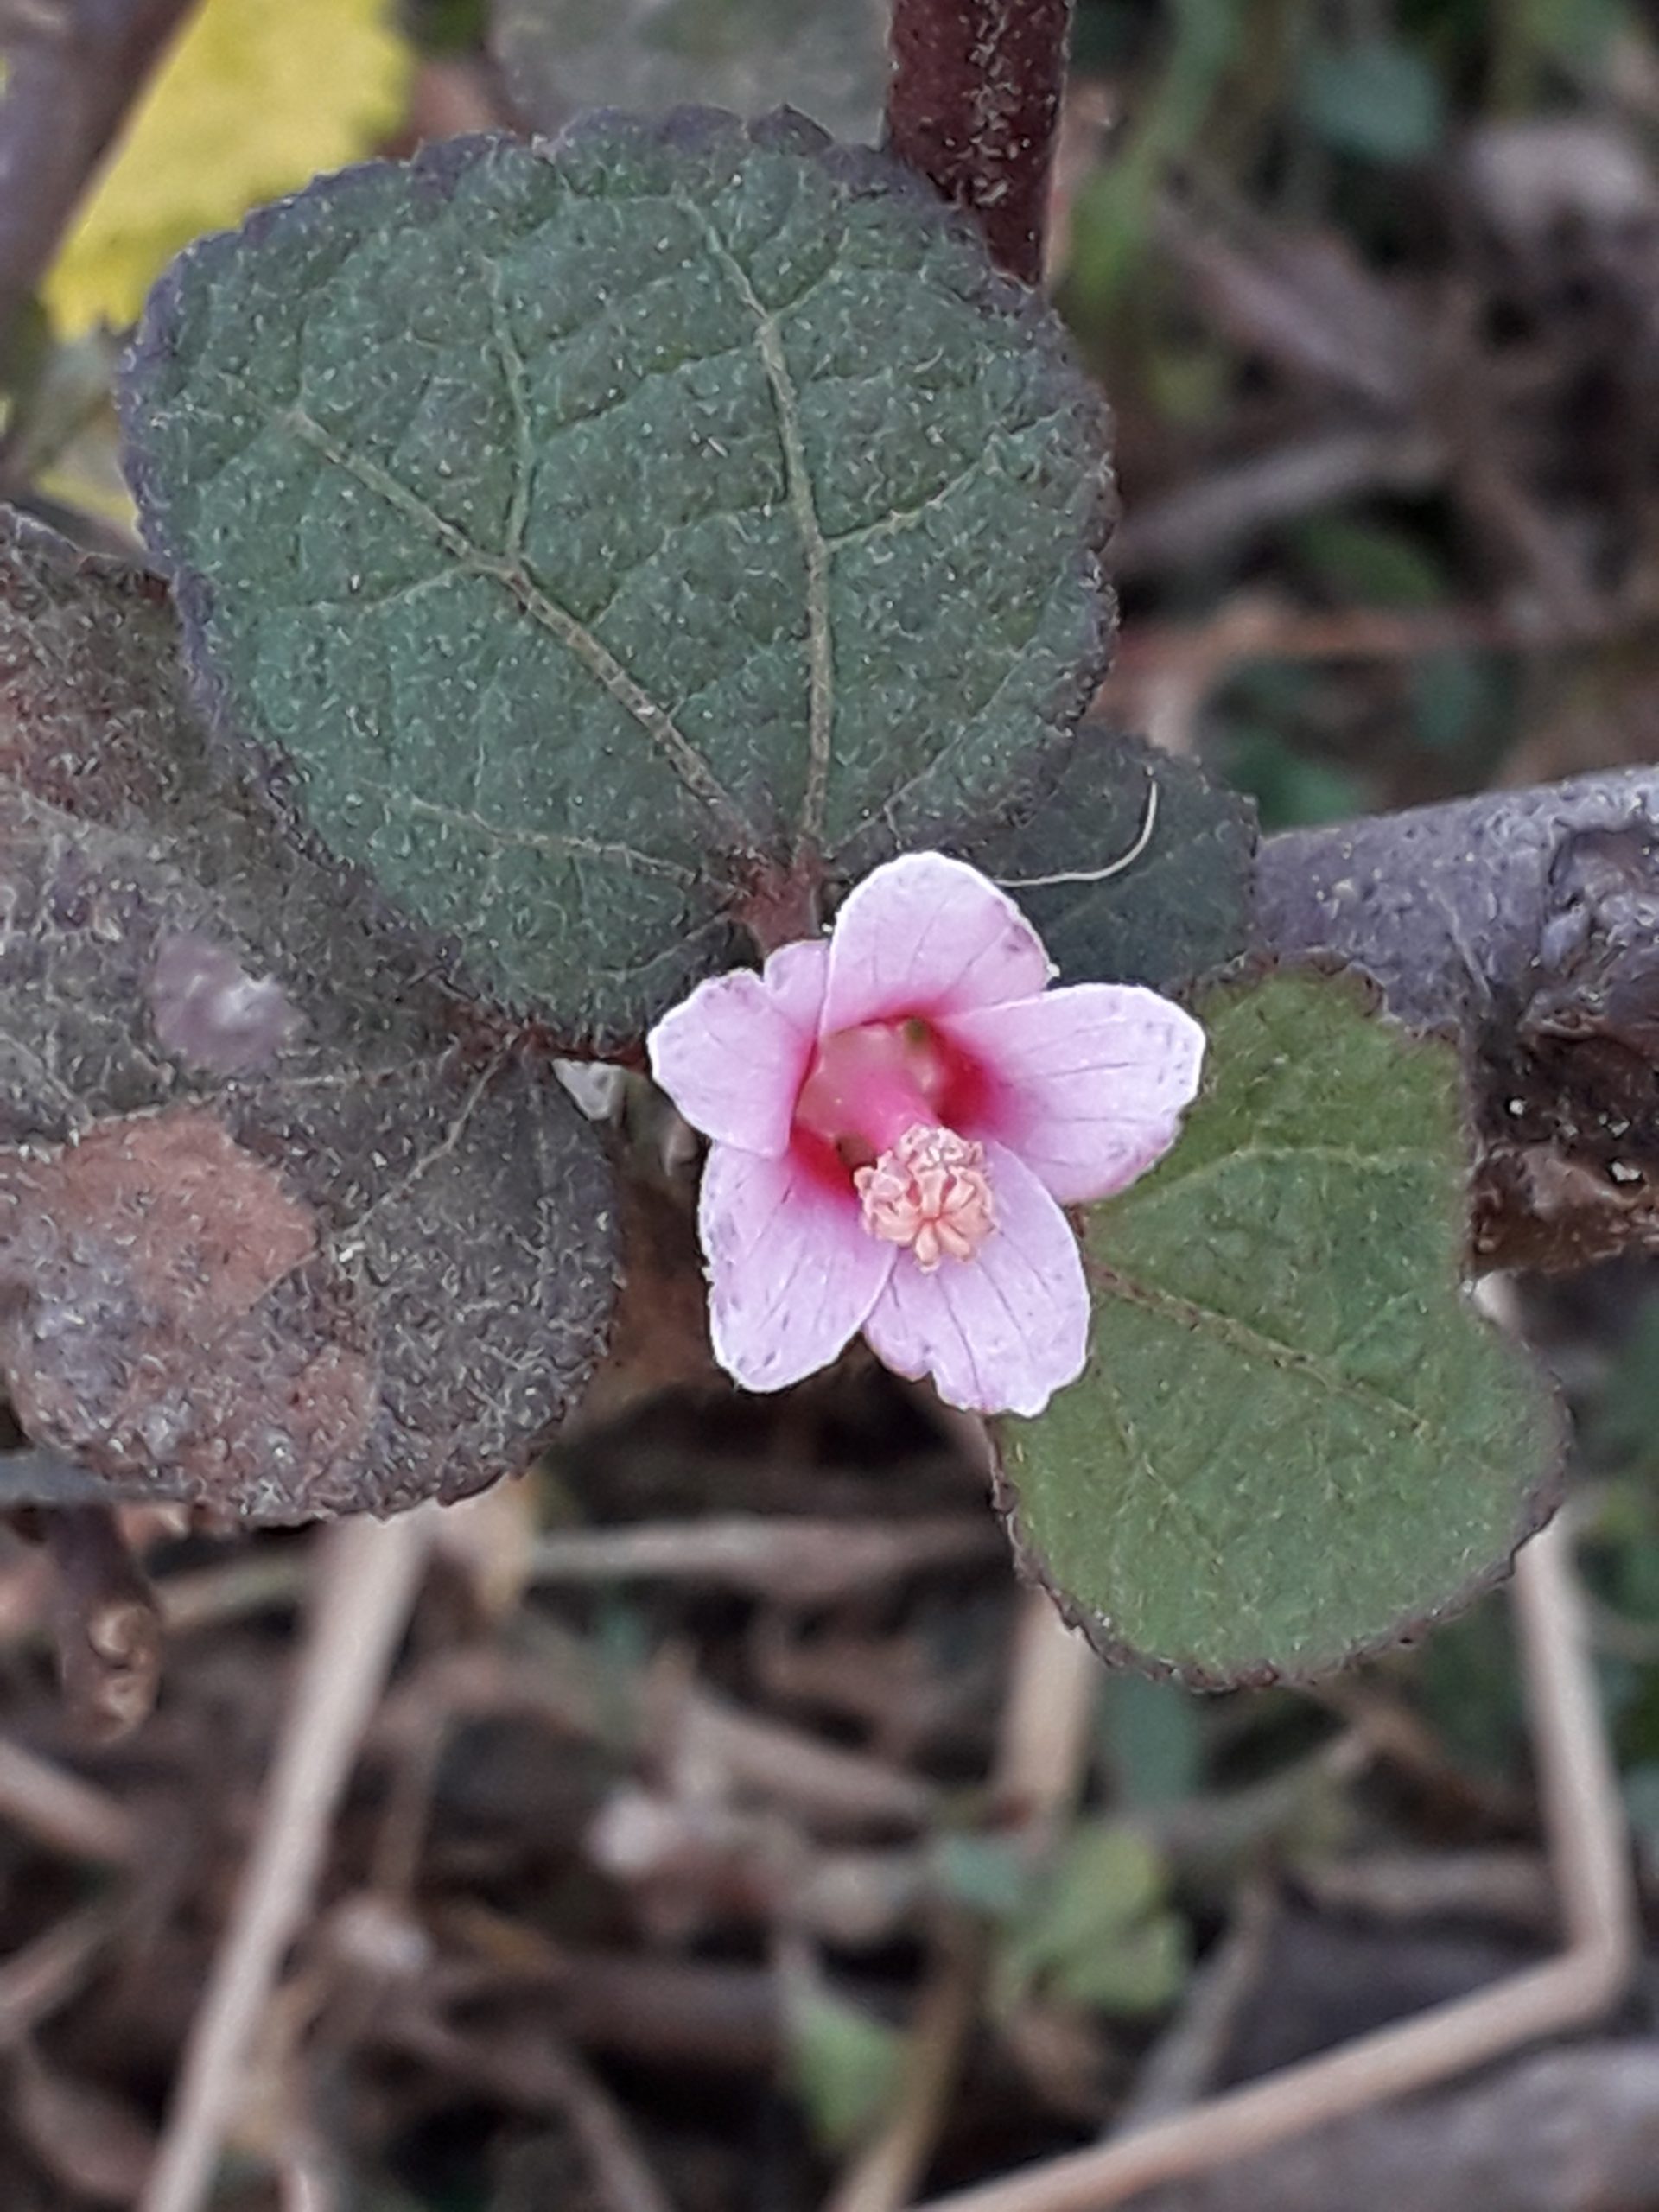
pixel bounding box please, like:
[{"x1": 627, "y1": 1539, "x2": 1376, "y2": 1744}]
[
  {"x1": 1256, "y1": 766, "x2": 1659, "y2": 1272},
  {"x1": 0, "y1": 0, "x2": 202, "y2": 355},
  {"x1": 884, "y1": 0, "x2": 1075, "y2": 286}
]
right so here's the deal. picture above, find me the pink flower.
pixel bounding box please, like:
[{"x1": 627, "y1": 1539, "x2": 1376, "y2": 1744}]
[{"x1": 647, "y1": 854, "x2": 1205, "y2": 1418}]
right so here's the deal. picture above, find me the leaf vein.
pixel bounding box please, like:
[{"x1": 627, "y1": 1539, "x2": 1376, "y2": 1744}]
[
  {"x1": 1120, "y1": 1141, "x2": 1442, "y2": 1210},
  {"x1": 376, "y1": 785, "x2": 701, "y2": 886},
  {"x1": 487, "y1": 266, "x2": 535, "y2": 562},
  {"x1": 1090, "y1": 1268, "x2": 1435, "y2": 1438},
  {"x1": 283, "y1": 404, "x2": 749, "y2": 841},
  {"x1": 675, "y1": 195, "x2": 835, "y2": 849}
]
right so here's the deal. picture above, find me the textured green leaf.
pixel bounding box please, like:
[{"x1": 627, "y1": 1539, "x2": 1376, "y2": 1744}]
[
  {"x1": 1000, "y1": 970, "x2": 1563, "y2": 1687},
  {"x1": 0, "y1": 508, "x2": 617, "y2": 1521},
  {"x1": 121, "y1": 112, "x2": 1113, "y2": 1050},
  {"x1": 495, "y1": 0, "x2": 889, "y2": 145},
  {"x1": 959, "y1": 728, "x2": 1255, "y2": 998}
]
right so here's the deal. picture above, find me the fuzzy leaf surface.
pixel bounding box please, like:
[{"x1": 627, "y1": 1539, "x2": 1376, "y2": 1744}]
[
  {"x1": 495, "y1": 0, "x2": 889, "y2": 145},
  {"x1": 121, "y1": 113, "x2": 1113, "y2": 1049},
  {"x1": 961, "y1": 728, "x2": 1255, "y2": 996},
  {"x1": 0, "y1": 511, "x2": 616, "y2": 1521},
  {"x1": 1000, "y1": 971, "x2": 1561, "y2": 1685}
]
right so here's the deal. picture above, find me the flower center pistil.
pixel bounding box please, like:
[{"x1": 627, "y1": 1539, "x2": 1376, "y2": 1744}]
[{"x1": 855, "y1": 1123, "x2": 996, "y2": 1270}]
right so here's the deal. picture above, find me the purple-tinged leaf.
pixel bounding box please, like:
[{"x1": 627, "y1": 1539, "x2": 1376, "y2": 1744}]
[{"x1": 0, "y1": 509, "x2": 617, "y2": 1521}]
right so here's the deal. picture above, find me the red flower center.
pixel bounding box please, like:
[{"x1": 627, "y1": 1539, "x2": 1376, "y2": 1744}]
[{"x1": 791, "y1": 1019, "x2": 998, "y2": 1262}]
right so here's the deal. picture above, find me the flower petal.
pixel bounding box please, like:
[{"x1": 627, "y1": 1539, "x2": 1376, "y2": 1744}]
[
  {"x1": 861, "y1": 1141, "x2": 1089, "y2": 1416},
  {"x1": 700, "y1": 1141, "x2": 893, "y2": 1393},
  {"x1": 760, "y1": 935, "x2": 831, "y2": 1029},
  {"x1": 944, "y1": 983, "x2": 1206, "y2": 1203},
  {"x1": 821, "y1": 854, "x2": 1051, "y2": 1033},
  {"x1": 647, "y1": 941, "x2": 829, "y2": 1156}
]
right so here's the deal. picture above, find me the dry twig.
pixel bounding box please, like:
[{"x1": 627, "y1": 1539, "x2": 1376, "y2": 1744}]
[
  {"x1": 907, "y1": 1511, "x2": 1634, "y2": 2212},
  {"x1": 528, "y1": 1513, "x2": 1001, "y2": 1604},
  {"x1": 825, "y1": 1586, "x2": 1104, "y2": 2211},
  {"x1": 0, "y1": 1897, "x2": 127, "y2": 2044},
  {"x1": 0, "y1": 1733, "x2": 135, "y2": 1863},
  {"x1": 139, "y1": 1509, "x2": 436, "y2": 2212}
]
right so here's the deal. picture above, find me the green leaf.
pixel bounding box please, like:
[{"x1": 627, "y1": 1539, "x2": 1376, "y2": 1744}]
[
  {"x1": 1291, "y1": 517, "x2": 1446, "y2": 609},
  {"x1": 958, "y1": 728, "x2": 1255, "y2": 998},
  {"x1": 1297, "y1": 38, "x2": 1446, "y2": 165},
  {"x1": 494, "y1": 0, "x2": 890, "y2": 145},
  {"x1": 1000, "y1": 969, "x2": 1563, "y2": 1686},
  {"x1": 121, "y1": 114, "x2": 1112, "y2": 1051},
  {"x1": 931, "y1": 1832, "x2": 1034, "y2": 1922},
  {"x1": 787, "y1": 1983, "x2": 904, "y2": 2151},
  {"x1": 994, "y1": 1821, "x2": 1186, "y2": 2019},
  {"x1": 1221, "y1": 724, "x2": 1366, "y2": 833},
  {"x1": 1058, "y1": 1912, "x2": 1187, "y2": 2015}
]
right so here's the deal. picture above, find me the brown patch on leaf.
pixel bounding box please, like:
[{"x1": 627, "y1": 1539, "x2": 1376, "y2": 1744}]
[
  {"x1": 0, "y1": 1105, "x2": 375, "y2": 1506},
  {"x1": 0, "y1": 509, "x2": 618, "y2": 1521}
]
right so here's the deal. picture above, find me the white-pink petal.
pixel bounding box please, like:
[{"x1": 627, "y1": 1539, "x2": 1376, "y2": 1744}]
[
  {"x1": 758, "y1": 935, "x2": 831, "y2": 1032},
  {"x1": 820, "y1": 854, "x2": 1052, "y2": 1035},
  {"x1": 944, "y1": 982, "x2": 1206, "y2": 1204},
  {"x1": 861, "y1": 1141, "x2": 1090, "y2": 1417},
  {"x1": 647, "y1": 940, "x2": 829, "y2": 1157},
  {"x1": 699, "y1": 1142, "x2": 894, "y2": 1394}
]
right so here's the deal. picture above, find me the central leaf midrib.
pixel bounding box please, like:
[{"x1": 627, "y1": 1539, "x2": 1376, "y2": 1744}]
[
  {"x1": 673, "y1": 194, "x2": 836, "y2": 851},
  {"x1": 1089, "y1": 1264, "x2": 1437, "y2": 1438},
  {"x1": 282, "y1": 404, "x2": 751, "y2": 844}
]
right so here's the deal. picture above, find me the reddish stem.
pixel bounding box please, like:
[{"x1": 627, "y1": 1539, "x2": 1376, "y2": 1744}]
[
  {"x1": 883, "y1": 0, "x2": 1076, "y2": 287},
  {"x1": 735, "y1": 852, "x2": 824, "y2": 956}
]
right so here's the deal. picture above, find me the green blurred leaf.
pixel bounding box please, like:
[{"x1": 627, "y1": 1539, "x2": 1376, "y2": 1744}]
[
  {"x1": 995, "y1": 1821, "x2": 1186, "y2": 2019},
  {"x1": 1098, "y1": 1670, "x2": 1205, "y2": 1808},
  {"x1": 931, "y1": 1832, "x2": 1034, "y2": 1922},
  {"x1": 1585, "y1": 1292, "x2": 1659, "y2": 1471},
  {"x1": 1001, "y1": 969, "x2": 1563, "y2": 1684},
  {"x1": 1292, "y1": 516, "x2": 1446, "y2": 609},
  {"x1": 1064, "y1": 0, "x2": 1241, "y2": 308},
  {"x1": 1297, "y1": 37, "x2": 1446, "y2": 163},
  {"x1": 122, "y1": 116, "x2": 1112, "y2": 1051},
  {"x1": 787, "y1": 1984, "x2": 904, "y2": 2152},
  {"x1": 1621, "y1": 1760, "x2": 1659, "y2": 1841},
  {"x1": 410, "y1": 0, "x2": 491, "y2": 51},
  {"x1": 1410, "y1": 647, "x2": 1499, "y2": 758},
  {"x1": 494, "y1": 0, "x2": 889, "y2": 143},
  {"x1": 1410, "y1": 1588, "x2": 1527, "y2": 1780},
  {"x1": 1519, "y1": 0, "x2": 1624, "y2": 65},
  {"x1": 1221, "y1": 726, "x2": 1366, "y2": 832},
  {"x1": 1058, "y1": 1912, "x2": 1187, "y2": 2013},
  {"x1": 960, "y1": 729, "x2": 1255, "y2": 998}
]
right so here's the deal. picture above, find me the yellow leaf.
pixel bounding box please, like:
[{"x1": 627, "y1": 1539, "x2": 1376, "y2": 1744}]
[{"x1": 45, "y1": 0, "x2": 411, "y2": 335}]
